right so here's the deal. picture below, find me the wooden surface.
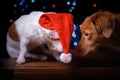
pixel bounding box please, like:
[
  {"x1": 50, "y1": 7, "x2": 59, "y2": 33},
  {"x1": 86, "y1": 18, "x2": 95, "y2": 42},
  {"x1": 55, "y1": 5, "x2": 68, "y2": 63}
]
[
  {"x1": 1, "y1": 48, "x2": 120, "y2": 80},
  {"x1": 1, "y1": 57, "x2": 120, "y2": 80},
  {"x1": 14, "y1": 60, "x2": 73, "y2": 80}
]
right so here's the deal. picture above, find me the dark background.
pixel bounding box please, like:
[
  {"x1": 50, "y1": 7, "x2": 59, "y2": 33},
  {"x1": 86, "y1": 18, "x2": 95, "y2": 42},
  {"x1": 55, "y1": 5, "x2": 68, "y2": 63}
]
[{"x1": 0, "y1": 0, "x2": 120, "y2": 58}]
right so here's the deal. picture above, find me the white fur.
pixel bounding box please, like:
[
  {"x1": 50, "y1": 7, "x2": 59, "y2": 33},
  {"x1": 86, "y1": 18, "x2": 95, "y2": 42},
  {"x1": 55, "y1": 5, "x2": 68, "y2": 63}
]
[
  {"x1": 7, "y1": 11, "x2": 65, "y2": 64},
  {"x1": 60, "y1": 53, "x2": 72, "y2": 63}
]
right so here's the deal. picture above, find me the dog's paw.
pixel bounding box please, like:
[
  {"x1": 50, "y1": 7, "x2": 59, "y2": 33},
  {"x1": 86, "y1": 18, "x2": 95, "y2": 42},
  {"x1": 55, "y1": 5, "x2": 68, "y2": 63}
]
[
  {"x1": 60, "y1": 53, "x2": 72, "y2": 63},
  {"x1": 38, "y1": 55, "x2": 47, "y2": 61},
  {"x1": 16, "y1": 57, "x2": 25, "y2": 64}
]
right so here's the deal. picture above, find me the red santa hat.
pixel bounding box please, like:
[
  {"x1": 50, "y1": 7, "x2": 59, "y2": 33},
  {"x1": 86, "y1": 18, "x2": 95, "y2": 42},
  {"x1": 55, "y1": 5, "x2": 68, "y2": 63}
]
[{"x1": 39, "y1": 13, "x2": 74, "y2": 63}]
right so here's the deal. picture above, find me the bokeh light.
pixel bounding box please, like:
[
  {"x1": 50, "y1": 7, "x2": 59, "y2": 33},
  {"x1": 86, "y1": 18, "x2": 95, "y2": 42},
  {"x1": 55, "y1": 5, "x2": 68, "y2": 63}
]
[
  {"x1": 9, "y1": 19, "x2": 13, "y2": 23},
  {"x1": 52, "y1": 4, "x2": 56, "y2": 8},
  {"x1": 93, "y1": 3, "x2": 97, "y2": 8}
]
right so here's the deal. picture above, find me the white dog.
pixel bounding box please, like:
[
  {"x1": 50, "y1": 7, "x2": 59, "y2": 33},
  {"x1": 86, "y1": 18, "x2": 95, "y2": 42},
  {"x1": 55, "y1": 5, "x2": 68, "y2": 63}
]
[{"x1": 6, "y1": 11, "x2": 74, "y2": 64}]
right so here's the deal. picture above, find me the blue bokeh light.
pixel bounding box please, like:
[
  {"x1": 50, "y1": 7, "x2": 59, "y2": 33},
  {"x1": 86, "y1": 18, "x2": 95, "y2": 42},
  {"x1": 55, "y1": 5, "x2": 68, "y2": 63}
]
[{"x1": 31, "y1": 0, "x2": 35, "y2": 3}]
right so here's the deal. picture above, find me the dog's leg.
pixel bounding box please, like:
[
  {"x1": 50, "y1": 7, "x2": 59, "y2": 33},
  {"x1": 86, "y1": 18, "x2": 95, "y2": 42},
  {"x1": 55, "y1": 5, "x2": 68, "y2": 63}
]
[
  {"x1": 16, "y1": 38, "x2": 29, "y2": 64},
  {"x1": 51, "y1": 52, "x2": 60, "y2": 61},
  {"x1": 25, "y1": 53, "x2": 47, "y2": 61},
  {"x1": 43, "y1": 49, "x2": 60, "y2": 61},
  {"x1": 6, "y1": 44, "x2": 19, "y2": 58}
]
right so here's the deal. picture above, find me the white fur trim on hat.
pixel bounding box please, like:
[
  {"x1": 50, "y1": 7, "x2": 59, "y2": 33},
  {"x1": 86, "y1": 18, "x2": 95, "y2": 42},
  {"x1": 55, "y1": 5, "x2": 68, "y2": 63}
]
[{"x1": 60, "y1": 53, "x2": 72, "y2": 63}]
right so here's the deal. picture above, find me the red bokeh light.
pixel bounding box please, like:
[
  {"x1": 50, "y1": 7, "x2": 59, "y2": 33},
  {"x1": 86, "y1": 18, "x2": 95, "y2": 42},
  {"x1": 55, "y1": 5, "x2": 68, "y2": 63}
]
[
  {"x1": 9, "y1": 19, "x2": 13, "y2": 23},
  {"x1": 93, "y1": 3, "x2": 97, "y2": 8},
  {"x1": 52, "y1": 4, "x2": 56, "y2": 8}
]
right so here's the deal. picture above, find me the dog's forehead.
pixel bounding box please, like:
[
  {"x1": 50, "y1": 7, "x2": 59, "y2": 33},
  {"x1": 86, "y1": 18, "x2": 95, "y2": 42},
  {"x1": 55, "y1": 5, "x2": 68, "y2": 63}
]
[{"x1": 81, "y1": 17, "x2": 95, "y2": 31}]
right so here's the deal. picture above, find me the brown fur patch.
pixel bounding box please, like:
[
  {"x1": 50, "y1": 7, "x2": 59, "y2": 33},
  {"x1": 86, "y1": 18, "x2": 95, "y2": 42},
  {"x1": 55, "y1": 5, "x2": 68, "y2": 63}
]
[{"x1": 8, "y1": 24, "x2": 20, "y2": 42}]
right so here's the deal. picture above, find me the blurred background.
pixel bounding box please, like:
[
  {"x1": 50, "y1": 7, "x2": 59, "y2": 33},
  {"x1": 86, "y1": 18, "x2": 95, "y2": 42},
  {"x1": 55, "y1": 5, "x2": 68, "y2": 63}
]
[{"x1": 0, "y1": 0, "x2": 120, "y2": 58}]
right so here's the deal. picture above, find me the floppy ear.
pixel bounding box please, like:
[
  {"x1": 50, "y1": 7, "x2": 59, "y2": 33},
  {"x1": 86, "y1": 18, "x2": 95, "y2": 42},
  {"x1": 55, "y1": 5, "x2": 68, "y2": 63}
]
[
  {"x1": 47, "y1": 30, "x2": 59, "y2": 39},
  {"x1": 91, "y1": 11, "x2": 115, "y2": 38},
  {"x1": 101, "y1": 15, "x2": 115, "y2": 38},
  {"x1": 102, "y1": 26, "x2": 113, "y2": 38}
]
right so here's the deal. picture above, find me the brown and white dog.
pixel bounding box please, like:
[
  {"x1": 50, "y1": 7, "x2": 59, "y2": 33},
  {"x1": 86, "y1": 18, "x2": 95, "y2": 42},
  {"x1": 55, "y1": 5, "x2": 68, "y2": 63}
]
[
  {"x1": 6, "y1": 11, "x2": 73, "y2": 64},
  {"x1": 74, "y1": 11, "x2": 120, "y2": 57}
]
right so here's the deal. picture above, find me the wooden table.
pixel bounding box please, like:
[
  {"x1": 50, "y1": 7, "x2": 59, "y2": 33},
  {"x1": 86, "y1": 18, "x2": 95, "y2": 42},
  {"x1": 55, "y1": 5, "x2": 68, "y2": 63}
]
[
  {"x1": 1, "y1": 48, "x2": 120, "y2": 80},
  {"x1": 1, "y1": 57, "x2": 120, "y2": 80}
]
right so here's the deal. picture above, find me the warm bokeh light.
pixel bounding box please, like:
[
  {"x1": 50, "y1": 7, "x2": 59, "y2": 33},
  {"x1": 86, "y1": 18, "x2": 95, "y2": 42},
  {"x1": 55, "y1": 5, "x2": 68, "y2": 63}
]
[
  {"x1": 9, "y1": 19, "x2": 13, "y2": 23},
  {"x1": 52, "y1": 4, "x2": 56, "y2": 8},
  {"x1": 93, "y1": 3, "x2": 97, "y2": 8}
]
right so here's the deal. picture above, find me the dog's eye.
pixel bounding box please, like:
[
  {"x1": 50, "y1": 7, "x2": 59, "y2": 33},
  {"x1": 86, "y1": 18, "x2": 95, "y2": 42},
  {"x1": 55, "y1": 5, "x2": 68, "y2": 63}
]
[
  {"x1": 84, "y1": 32, "x2": 91, "y2": 40},
  {"x1": 84, "y1": 33, "x2": 89, "y2": 36}
]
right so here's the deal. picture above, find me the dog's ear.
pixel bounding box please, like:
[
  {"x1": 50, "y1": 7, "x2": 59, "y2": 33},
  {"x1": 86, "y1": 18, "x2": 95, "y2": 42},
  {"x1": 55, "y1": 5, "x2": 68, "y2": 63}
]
[
  {"x1": 48, "y1": 30, "x2": 59, "y2": 39},
  {"x1": 92, "y1": 11, "x2": 115, "y2": 38},
  {"x1": 102, "y1": 26, "x2": 113, "y2": 38}
]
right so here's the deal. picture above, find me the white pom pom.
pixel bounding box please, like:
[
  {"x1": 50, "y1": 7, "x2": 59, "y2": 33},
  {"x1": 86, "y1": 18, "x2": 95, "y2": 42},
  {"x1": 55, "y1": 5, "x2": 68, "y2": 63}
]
[{"x1": 60, "y1": 53, "x2": 72, "y2": 63}]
